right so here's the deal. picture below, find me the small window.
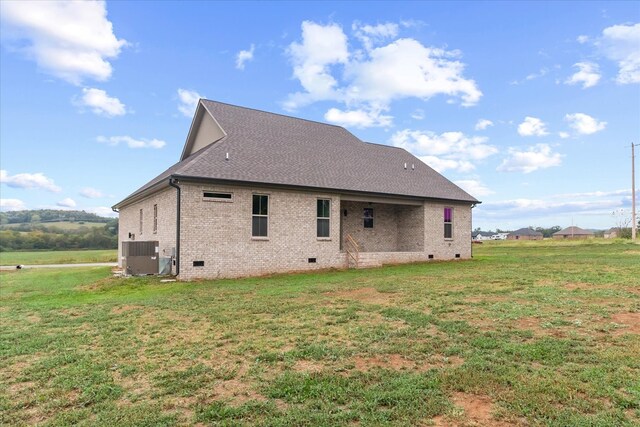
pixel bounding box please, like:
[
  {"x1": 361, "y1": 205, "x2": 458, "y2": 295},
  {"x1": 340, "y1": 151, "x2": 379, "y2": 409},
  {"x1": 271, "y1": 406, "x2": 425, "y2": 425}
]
[
  {"x1": 139, "y1": 209, "x2": 143, "y2": 235},
  {"x1": 444, "y1": 207, "x2": 453, "y2": 239},
  {"x1": 203, "y1": 191, "x2": 233, "y2": 202},
  {"x1": 252, "y1": 194, "x2": 269, "y2": 237},
  {"x1": 363, "y1": 208, "x2": 374, "y2": 228},
  {"x1": 153, "y1": 204, "x2": 157, "y2": 234},
  {"x1": 317, "y1": 199, "x2": 330, "y2": 238}
]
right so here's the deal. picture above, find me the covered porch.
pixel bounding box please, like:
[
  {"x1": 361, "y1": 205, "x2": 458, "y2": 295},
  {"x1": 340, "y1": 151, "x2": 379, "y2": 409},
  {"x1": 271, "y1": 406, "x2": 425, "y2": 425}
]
[{"x1": 339, "y1": 197, "x2": 427, "y2": 268}]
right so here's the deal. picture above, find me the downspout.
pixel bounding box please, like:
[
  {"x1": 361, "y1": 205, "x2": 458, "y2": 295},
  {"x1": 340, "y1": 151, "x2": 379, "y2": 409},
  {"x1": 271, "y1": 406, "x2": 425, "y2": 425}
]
[
  {"x1": 168, "y1": 177, "x2": 181, "y2": 276},
  {"x1": 470, "y1": 203, "x2": 477, "y2": 258}
]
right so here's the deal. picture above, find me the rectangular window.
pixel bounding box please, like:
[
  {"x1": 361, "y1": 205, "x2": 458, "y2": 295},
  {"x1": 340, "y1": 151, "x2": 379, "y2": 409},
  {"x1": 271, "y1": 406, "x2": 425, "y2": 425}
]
[
  {"x1": 363, "y1": 208, "x2": 374, "y2": 228},
  {"x1": 252, "y1": 194, "x2": 269, "y2": 237},
  {"x1": 153, "y1": 204, "x2": 157, "y2": 234},
  {"x1": 317, "y1": 199, "x2": 330, "y2": 238},
  {"x1": 444, "y1": 207, "x2": 453, "y2": 239},
  {"x1": 203, "y1": 191, "x2": 233, "y2": 201},
  {"x1": 139, "y1": 209, "x2": 143, "y2": 234}
]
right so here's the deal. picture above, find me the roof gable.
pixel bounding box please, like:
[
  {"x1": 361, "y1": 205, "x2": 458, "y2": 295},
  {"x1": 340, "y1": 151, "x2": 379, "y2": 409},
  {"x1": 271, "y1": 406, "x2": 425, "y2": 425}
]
[{"x1": 115, "y1": 100, "x2": 479, "y2": 208}]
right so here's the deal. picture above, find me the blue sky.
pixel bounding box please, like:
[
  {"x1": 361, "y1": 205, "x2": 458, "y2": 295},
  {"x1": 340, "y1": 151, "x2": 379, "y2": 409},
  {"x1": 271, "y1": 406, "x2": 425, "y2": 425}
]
[{"x1": 1, "y1": 1, "x2": 638, "y2": 230}]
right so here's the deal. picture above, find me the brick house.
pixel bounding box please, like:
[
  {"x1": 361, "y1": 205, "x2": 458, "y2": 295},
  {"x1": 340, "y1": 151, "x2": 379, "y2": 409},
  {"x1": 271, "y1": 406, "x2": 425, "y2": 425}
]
[
  {"x1": 113, "y1": 100, "x2": 479, "y2": 280},
  {"x1": 506, "y1": 228, "x2": 543, "y2": 240},
  {"x1": 552, "y1": 226, "x2": 594, "y2": 239}
]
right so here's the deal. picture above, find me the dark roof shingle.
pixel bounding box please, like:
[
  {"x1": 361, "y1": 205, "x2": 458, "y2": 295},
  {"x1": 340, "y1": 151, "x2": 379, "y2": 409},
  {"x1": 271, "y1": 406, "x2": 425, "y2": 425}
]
[{"x1": 115, "y1": 100, "x2": 478, "y2": 207}]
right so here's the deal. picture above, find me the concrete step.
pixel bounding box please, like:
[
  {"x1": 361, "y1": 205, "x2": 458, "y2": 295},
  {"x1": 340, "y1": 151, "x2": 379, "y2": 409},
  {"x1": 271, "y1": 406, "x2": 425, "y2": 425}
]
[{"x1": 356, "y1": 259, "x2": 382, "y2": 269}]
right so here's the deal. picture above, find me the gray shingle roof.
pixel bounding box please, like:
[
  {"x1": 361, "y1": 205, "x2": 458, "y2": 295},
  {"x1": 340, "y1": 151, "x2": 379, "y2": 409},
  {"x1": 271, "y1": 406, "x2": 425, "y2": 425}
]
[
  {"x1": 553, "y1": 226, "x2": 594, "y2": 236},
  {"x1": 509, "y1": 227, "x2": 543, "y2": 237},
  {"x1": 115, "y1": 100, "x2": 478, "y2": 207}
]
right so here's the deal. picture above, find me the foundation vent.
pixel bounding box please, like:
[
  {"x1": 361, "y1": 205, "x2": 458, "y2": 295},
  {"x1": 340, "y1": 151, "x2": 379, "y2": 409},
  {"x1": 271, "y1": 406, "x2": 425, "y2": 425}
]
[
  {"x1": 455, "y1": 254, "x2": 461, "y2": 258},
  {"x1": 428, "y1": 254, "x2": 434, "y2": 259},
  {"x1": 308, "y1": 258, "x2": 317, "y2": 263}
]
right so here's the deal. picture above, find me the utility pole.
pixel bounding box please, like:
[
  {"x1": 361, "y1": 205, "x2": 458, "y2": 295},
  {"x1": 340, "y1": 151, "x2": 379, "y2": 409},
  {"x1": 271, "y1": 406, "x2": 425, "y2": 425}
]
[{"x1": 633, "y1": 143, "x2": 638, "y2": 241}]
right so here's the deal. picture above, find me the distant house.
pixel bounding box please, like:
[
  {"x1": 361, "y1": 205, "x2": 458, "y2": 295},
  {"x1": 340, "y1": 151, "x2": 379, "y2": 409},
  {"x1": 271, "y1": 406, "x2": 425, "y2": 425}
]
[
  {"x1": 507, "y1": 228, "x2": 543, "y2": 240},
  {"x1": 604, "y1": 228, "x2": 618, "y2": 239},
  {"x1": 552, "y1": 226, "x2": 594, "y2": 239},
  {"x1": 113, "y1": 99, "x2": 479, "y2": 280},
  {"x1": 472, "y1": 231, "x2": 495, "y2": 241}
]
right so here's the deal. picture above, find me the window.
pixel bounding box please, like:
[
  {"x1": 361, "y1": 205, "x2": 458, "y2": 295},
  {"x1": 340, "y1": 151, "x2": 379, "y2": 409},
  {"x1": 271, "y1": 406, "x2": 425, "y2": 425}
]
[
  {"x1": 317, "y1": 199, "x2": 330, "y2": 238},
  {"x1": 139, "y1": 209, "x2": 143, "y2": 234},
  {"x1": 444, "y1": 207, "x2": 453, "y2": 239},
  {"x1": 252, "y1": 194, "x2": 269, "y2": 237},
  {"x1": 153, "y1": 204, "x2": 157, "y2": 234},
  {"x1": 364, "y1": 208, "x2": 374, "y2": 228},
  {"x1": 203, "y1": 191, "x2": 233, "y2": 201}
]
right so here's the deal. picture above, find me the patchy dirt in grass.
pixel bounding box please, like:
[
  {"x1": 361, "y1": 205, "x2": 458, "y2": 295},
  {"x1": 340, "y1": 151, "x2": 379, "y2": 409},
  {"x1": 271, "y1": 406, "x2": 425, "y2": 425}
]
[
  {"x1": 564, "y1": 282, "x2": 594, "y2": 291},
  {"x1": 352, "y1": 354, "x2": 464, "y2": 372},
  {"x1": 212, "y1": 379, "x2": 267, "y2": 406},
  {"x1": 111, "y1": 305, "x2": 145, "y2": 314},
  {"x1": 324, "y1": 287, "x2": 395, "y2": 305},
  {"x1": 610, "y1": 312, "x2": 640, "y2": 335},
  {"x1": 113, "y1": 370, "x2": 152, "y2": 399},
  {"x1": 432, "y1": 392, "x2": 511, "y2": 426},
  {"x1": 25, "y1": 314, "x2": 41, "y2": 323},
  {"x1": 293, "y1": 360, "x2": 324, "y2": 373}
]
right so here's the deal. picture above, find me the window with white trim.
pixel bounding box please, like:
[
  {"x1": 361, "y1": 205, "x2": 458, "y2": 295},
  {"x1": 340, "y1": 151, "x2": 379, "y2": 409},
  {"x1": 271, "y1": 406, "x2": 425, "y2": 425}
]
[
  {"x1": 444, "y1": 207, "x2": 453, "y2": 239},
  {"x1": 252, "y1": 195, "x2": 269, "y2": 237},
  {"x1": 317, "y1": 199, "x2": 330, "y2": 238}
]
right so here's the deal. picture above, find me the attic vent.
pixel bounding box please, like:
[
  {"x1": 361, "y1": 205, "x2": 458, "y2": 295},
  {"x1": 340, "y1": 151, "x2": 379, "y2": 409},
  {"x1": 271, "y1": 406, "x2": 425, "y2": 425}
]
[{"x1": 203, "y1": 192, "x2": 233, "y2": 202}]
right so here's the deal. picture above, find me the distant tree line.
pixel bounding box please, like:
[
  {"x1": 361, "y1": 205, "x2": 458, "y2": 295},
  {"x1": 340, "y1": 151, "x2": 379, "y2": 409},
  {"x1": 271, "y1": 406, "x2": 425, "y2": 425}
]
[
  {"x1": 0, "y1": 209, "x2": 110, "y2": 225},
  {"x1": 0, "y1": 210, "x2": 118, "y2": 251}
]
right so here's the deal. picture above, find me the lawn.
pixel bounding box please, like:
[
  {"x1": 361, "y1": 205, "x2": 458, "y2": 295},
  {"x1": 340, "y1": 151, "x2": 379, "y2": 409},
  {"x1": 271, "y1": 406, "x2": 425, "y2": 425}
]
[
  {"x1": 0, "y1": 249, "x2": 117, "y2": 266},
  {"x1": 1, "y1": 240, "x2": 638, "y2": 426}
]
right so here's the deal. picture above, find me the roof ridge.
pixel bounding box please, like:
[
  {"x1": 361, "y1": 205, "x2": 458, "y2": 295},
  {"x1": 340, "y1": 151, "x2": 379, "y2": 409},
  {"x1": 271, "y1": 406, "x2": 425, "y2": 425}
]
[{"x1": 202, "y1": 99, "x2": 353, "y2": 133}]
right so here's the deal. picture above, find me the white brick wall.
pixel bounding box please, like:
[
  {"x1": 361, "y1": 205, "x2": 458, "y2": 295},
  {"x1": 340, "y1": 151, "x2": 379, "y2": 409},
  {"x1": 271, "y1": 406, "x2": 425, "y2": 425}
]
[{"x1": 118, "y1": 183, "x2": 474, "y2": 280}]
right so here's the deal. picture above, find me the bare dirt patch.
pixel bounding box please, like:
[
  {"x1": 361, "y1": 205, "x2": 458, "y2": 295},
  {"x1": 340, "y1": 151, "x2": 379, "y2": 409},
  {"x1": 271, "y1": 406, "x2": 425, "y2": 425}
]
[
  {"x1": 432, "y1": 392, "x2": 511, "y2": 426},
  {"x1": 324, "y1": 287, "x2": 394, "y2": 305},
  {"x1": 565, "y1": 282, "x2": 593, "y2": 291},
  {"x1": 293, "y1": 360, "x2": 324, "y2": 373},
  {"x1": 352, "y1": 354, "x2": 464, "y2": 372},
  {"x1": 610, "y1": 312, "x2": 640, "y2": 335}
]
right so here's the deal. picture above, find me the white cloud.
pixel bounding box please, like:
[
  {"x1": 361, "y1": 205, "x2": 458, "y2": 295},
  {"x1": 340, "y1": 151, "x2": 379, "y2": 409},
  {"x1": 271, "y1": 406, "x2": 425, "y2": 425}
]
[
  {"x1": 411, "y1": 109, "x2": 425, "y2": 120},
  {"x1": 565, "y1": 62, "x2": 601, "y2": 88},
  {"x1": 475, "y1": 119, "x2": 494, "y2": 131},
  {"x1": 177, "y1": 88, "x2": 203, "y2": 117},
  {"x1": 235, "y1": 44, "x2": 255, "y2": 70},
  {"x1": 97, "y1": 135, "x2": 166, "y2": 149},
  {"x1": 85, "y1": 206, "x2": 118, "y2": 218},
  {"x1": 564, "y1": 113, "x2": 606, "y2": 135},
  {"x1": 285, "y1": 21, "x2": 481, "y2": 127},
  {"x1": 577, "y1": 35, "x2": 589, "y2": 44},
  {"x1": 0, "y1": 169, "x2": 61, "y2": 192},
  {"x1": 353, "y1": 21, "x2": 399, "y2": 50},
  {"x1": 0, "y1": 198, "x2": 27, "y2": 211},
  {"x1": 558, "y1": 131, "x2": 570, "y2": 139},
  {"x1": 526, "y1": 67, "x2": 549, "y2": 81},
  {"x1": 75, "y1": 87, "x2": 126, "y2": 117},
  {"x1": 497, "y1": 143, "x2": 562, "y2": 174},
  {"x1": 0, "y1": 0, "x2": 127, "y2": 85},
  {"x1": 285, "y1": 21, "x2": 349, "y2": 109},
  {"x1": 79, "y1": 187, "x2": 104, "y2": 199},
  {"x1": 599, "y1": 23, "x2": 640, "y2": 84},
  {"x1": 454, "y1": 179, "x2": 494, "y2": 197},
  {"x1": 324, "y1": 107, "x2": 392, "y2": 128},
  {"x1": 517, "y1": 116, "x2": 548, "y2": 137},
  {"x1": 57, "y1": 197, "x2": 76, "y2": 208},
  {"x1": 551, "y1": 189, "x2": 631, "y2": 199},
  {"x1": 391, "y1": 129, "x2": 498, "y2": 173}
]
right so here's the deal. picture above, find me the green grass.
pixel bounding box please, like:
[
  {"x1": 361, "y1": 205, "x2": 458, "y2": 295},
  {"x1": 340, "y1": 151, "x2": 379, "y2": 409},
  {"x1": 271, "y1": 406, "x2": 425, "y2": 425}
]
[
  {"x1": 0, "y1": 249, "x2": 117, "y2": 265},
  {"x1": 1, "y1": 240, "x2": 638, "y2": 426},
  {"x1": 0, "y1": 221, "x2": 107, "y2": 231}
]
